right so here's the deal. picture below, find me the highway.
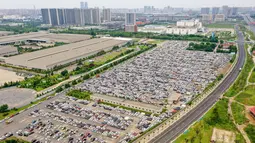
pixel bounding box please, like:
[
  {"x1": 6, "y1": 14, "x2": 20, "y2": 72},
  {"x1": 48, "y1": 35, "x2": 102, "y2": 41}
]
[{"x1": 150, "y1": 25, "x2": 246, "y2": 143}]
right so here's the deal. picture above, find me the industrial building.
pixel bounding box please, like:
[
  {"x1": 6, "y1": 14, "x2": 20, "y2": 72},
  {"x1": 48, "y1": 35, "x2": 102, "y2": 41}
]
[
  {"x1": 41, "y1": 8, "x2": 102, "y2": 26},
  {"x1": 4, "y1": 38, "x2": 130, "y2": 70},
  {"x1": 0, "y1": 32, "x2": 91, "y2": 45},
  {"x1": 0, "y1": 46, "x2": 18, "y2": 57},
  {"x1": 165, "y1": 19, "x2": 202, "y2": 35}
]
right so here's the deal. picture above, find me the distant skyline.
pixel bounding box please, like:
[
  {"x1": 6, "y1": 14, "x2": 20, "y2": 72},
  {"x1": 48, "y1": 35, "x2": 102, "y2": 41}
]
[{"x1": 0, "y1": 0, "x2": 254, "y2": 9}]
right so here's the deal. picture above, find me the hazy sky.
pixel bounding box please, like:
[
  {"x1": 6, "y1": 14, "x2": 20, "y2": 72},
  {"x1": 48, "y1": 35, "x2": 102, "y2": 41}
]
[{"x1": 0, "y1": 0, "x2": 254, "y2": 9}]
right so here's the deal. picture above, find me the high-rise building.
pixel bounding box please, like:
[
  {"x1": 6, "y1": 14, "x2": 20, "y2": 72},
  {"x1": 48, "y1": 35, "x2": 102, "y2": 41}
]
[
  {"x1": 92, "y1": 8, "x2": 100, "y2": 24},
  {"x1": 41, "y1": 8, "x2": 101, "y2": 26},
  {"x1": 84, "y1": 2, "x2": 88, "y2": 9},
  {"x1": 49, "y1": 9, "x2": 59, "y2": 26},
  {"x1": 201, "y1": 7, "x2": 210, "y2": 14},
  {"x1": 212, "y1": 7, "x2": 220, "y2": 15},
  {"x1": 125, "y1": 13, "x2": 137, "y2": 32},
  {"x1": 80, "y1": 2, "x2": 88, "y2": 9},
  {"x1": 80, "y1": 2, "x2": 85, "y2": 9},
  {"x1": 229, "y1": 7, "x2": 238, "y2": 16},
  {"x1": 84, "y1": 9, "x2": 93, "y2": 24},
  {"x1": 103, "y1": 8, "x2": 111, "y2": 22},
  {"x1": 144, "y1": 6, "x2": 154, "y2": 13},
  {"x1": 65, "y1": 9, "x2": 75, "y2": 25},
  {"x1": 41, "y1": 9, "x2": 51, "y2": 25},
  {"x1": 57, "y1": 9, "x2": 66, "y2": 25},
  {"x1": 74, "y1": 9, "x2": 82, "y2": 25},
  {"x1": 222, "y1": 5, "x2": 230, "y2": 17}
]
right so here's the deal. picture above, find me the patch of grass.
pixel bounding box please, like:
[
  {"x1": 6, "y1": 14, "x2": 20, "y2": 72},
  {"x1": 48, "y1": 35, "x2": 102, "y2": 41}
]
[
  {"x1": 66, "y1": 89, "x2": 91, "y2": 100},
  {"x1": 244, "y1": 124, "x2": 255, "y2": 143},
  {"x1": 224, "y1": 44, "x2": 254, "y2": 97},
  {"x1": 0, "y1": 136, "x2": 29, "y2": 143},
  {"x1": 0, "y1": 94, "x2": 55, "y2": 120},
  {"x1": 205, "y1": 23, "x2": 234, "y2": 29},
  {"x1": 174, "y1": 98, "x2": 245, "y2": 143},
  {"x1": 99, "y1": 101, "x2": 152, "y2": 115},
  {"x1": 84, "y1": 48, "x2": 128, "y2": 65},
  {"x1": 249, "y1": 69, "x2": 255, "y2": 83},
  {"x1": 19, "y1": 74, "x2": 69, "y2": 91},
  {"x1": 231, "y1": 102, "x2": 248, "y2": 125},
  {"x1": 235, "y1": 85, "x2": 255, "y2": 105}
]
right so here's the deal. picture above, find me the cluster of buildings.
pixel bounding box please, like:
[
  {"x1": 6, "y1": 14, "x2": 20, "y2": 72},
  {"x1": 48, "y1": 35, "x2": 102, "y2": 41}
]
[
  {"x1": 80, "y1": 41, "x2": 231, "y2": 105},
  {"x1": 41, "y1": 8, "x2": 111, "y2": 26},
  {"x1": 139, "y1": 19, "x2": 203, "y2": 35},
  {"x1": 201, "y1": 6, "x2": 238, "y2": 22}
]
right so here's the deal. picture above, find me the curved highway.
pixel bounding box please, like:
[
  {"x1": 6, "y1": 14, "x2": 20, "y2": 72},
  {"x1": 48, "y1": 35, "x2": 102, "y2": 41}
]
[{"x1": 150, "y1": 25, "x2": 246, "y2": 143}]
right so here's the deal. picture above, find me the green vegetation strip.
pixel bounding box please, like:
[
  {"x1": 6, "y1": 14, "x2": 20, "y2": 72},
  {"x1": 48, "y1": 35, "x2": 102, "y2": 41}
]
[
  {"x1": 0, "y1": 94, "x2": 55, "y2": 120},
  {"x1": 55, "y1": 29, "x2": 219, "y2": 43},
  {"x1": 0, "y1": 136, "x2": 29, "y2": 143},
  {"x1": 204, "y1": 23, "x2": 235, "y2": 29},
  {"x1": 231, "y1": 102, "x2": 248, "y2": 125},
  {"x1": 235, "y1": 85, "x2": 255, "y2": 106},
  {"x1": 99, "y1": 102, "x2": 152, "y2": 115},
  {"x1": 244, "y1": 124, "x2": 255, "y2": 143},
  {"x1": 248, "y1": 68, "x2": 255, "y2": 83},
  {"x1": 66, "y1": 89, "x2": 91, "y2": 100},
  {"x1": 174, "y1": 98, "x2": 245, "y2": 143},
  {"x1": 224, "y1": 44, "x2": 254, "y2": 97}
]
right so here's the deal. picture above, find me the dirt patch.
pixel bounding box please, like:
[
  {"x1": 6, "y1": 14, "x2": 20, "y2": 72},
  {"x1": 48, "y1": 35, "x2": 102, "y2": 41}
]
[
  {"x1": 211, "y1": 128, "x2": 236, "y2": 143},
  {"x1": 218, "y1": 63, "x2": 232, "y2": 75}
]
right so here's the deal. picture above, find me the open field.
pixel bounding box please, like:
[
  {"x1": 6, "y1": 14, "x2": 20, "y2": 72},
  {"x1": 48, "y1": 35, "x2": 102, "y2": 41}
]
[
  {"x1": 0, "y1": 87, "x2": 36, "y2": 108},
  {"x1": 84, "y1": 48, "x2": 129, "y2": 66},
  {"x1": 235, "y1": 85, "x2": 255, "y2": 106},
  {"x1": 174, "y1": 98, "x2": 245, "y2": 143},
  {"x1": 231, "y1": 102, "x2": 248, "y2": 125},
  {"x1": 248, "y1": 69, "x2": 255, "y2": 83},
  {"x1": 0, "y1": 69, "x2": 24, "y2": 86},
  {"x1": 205, "y1": 23, "x2": 235, "y2": 29},
  {"x1": 244, "y1": 124, "x2": 255, "y2": 143},
  {"x1": 5, "y1": 38, "x2": 129, "y2": 70}
]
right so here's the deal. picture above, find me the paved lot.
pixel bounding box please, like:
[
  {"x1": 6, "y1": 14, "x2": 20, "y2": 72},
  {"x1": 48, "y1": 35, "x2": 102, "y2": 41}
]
[
  {"x1": 0, "y1": 69, "x2": 24, "y2": 86},
  {"x1": 0, "y1": 92, "x2": 170, "y2": 143},
  {"x1": 0, "y1": 87, "x2": 36, "y2": 108}
]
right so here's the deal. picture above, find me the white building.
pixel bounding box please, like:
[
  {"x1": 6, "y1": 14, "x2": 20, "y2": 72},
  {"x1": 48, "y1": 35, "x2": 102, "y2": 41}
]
[
  {"x1": 214, "y1": 14, "x2": 225, "y2": 22},
  {"x1": 166, "y1": 19, "x2": 202, "y2": 35}
]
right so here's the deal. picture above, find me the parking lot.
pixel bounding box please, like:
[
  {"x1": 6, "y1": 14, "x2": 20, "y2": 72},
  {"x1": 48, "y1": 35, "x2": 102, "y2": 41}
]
[
  {"x1": 80, "y1": 41, "x2": 231, "y2": 105},
  {"x1": 0, "y1": 92, "x2": 172, "y2": 143}
]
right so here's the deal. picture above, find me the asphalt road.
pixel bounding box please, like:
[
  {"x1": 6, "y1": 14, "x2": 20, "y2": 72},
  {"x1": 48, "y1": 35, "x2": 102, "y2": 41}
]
[{"x1": 150, "y1": 25, "x2": 246, "y2": 143}]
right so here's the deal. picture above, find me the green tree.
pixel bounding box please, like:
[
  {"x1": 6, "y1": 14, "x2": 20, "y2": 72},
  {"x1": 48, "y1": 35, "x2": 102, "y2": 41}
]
[
  {"x1": 0, "y1": 104, "x2": 8, "y2": 113},
  {"x1": 61, "y1": 70, "x2": 68, "y2": 77}
]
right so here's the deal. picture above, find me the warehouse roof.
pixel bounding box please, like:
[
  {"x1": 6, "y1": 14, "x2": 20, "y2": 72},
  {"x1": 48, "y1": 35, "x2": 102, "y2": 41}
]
[
  {"x1": 5, "y1": 38, "x2": 129, "y2": 70},
  {"x1": 0, "y1": 32, "x2": 91, "y2": 44}
]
